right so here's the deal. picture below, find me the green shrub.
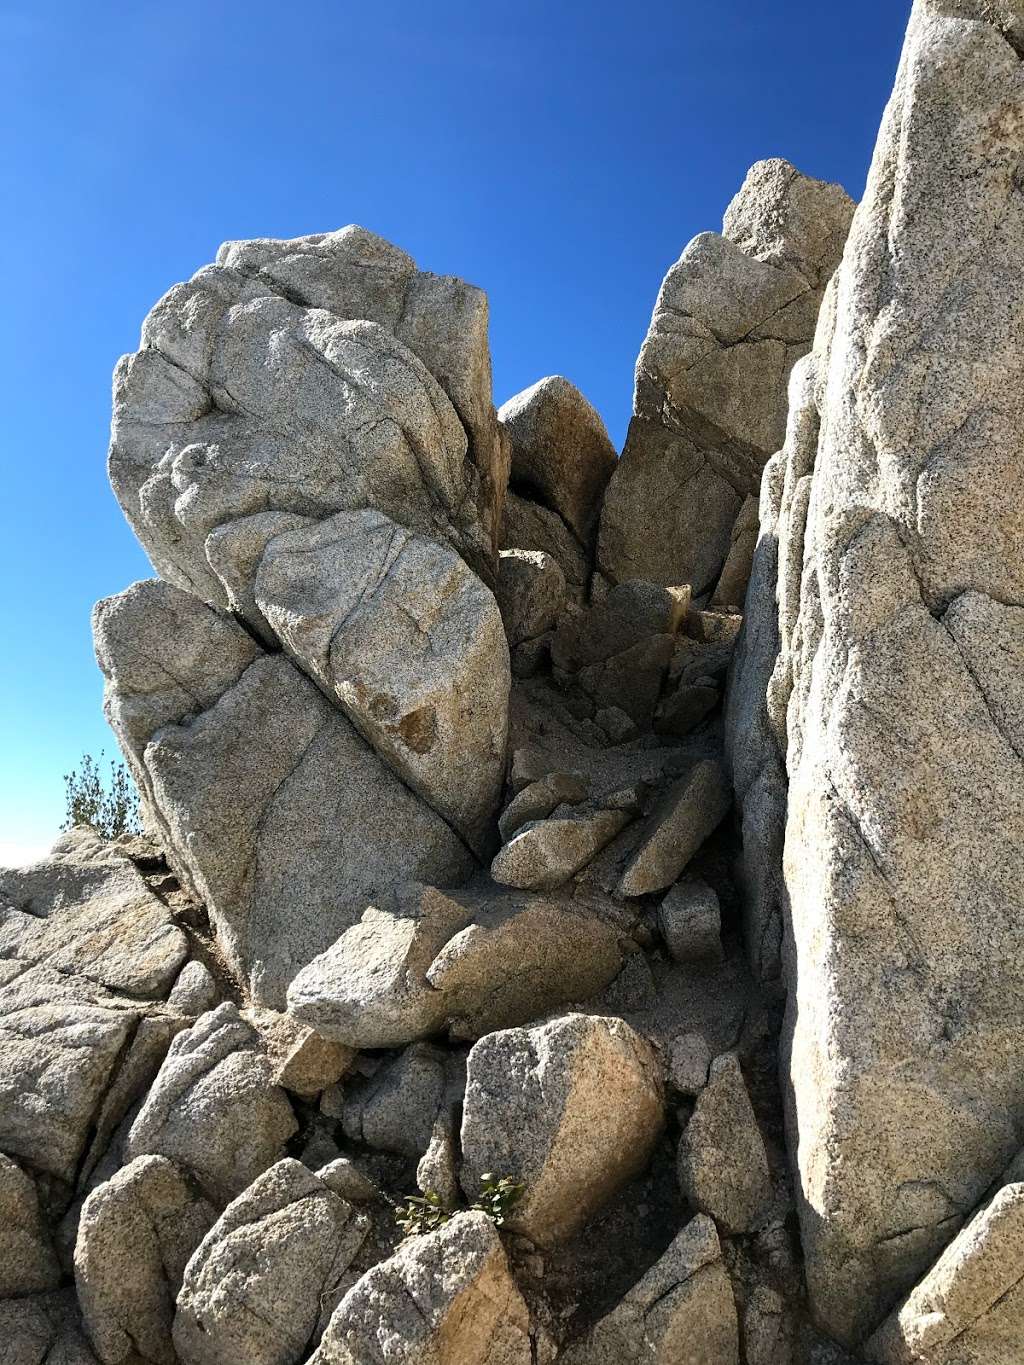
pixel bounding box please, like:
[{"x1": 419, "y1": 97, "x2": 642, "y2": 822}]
[
  {"x1": 394, "y1": 1172, "x2": 525, "y2": 1238},
  {"x1": 62, "y1": 751, "x2": 141, "y2": 840}
]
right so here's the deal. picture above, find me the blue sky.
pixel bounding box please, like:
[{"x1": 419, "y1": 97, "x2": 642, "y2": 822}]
[{"x1": 0, "y1": 0, "x2": 912, "y2": 865}]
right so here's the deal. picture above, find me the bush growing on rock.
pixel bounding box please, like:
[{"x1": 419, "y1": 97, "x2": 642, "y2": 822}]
[{"x1": 61, "y1": 751, "x2": 140, "y2": 839}]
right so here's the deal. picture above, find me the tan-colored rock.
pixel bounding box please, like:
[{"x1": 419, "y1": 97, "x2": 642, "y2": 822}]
[
  {"x1": 658, "y1": 878, "x2": 723, "y2": 962},
  {"x1": 75, "y1": 1156, "x2": 215, "y2": 1365},
  {"x1": 499, "y1": 375, "x2": 617, "y2": 542},
  {"x1": 498, "y1": 771, "x2": 589, "y2": 842},
  {"x1": 677, "y1": 1052, "x2": 773, "y2": 1235},
  {"x1": 112, "y1": 226, "x2": 501, "y2": 595},
  {"x1": 424, "y1": 889, "x2": 625, "y2": 1039},
  {"x1": 867, "y1": 1182, "x2": 1024, "y2": 1364},
  {"x1": 96, "y1": 581, "x2": 475, "y2": 1008},
  {"x1": 711, "y1": 494, "x2": 760, "y2": 609},
  {"x1": 460, "y1": 1013, "x2": 664, "y2": 1245},
  {"x1": 312, "y1": 1211, "x2": 533, "y2": 1364},
  {"x1": 618, "y1": 760, "x2": 730, "y2": 897},
  {"x1": 560, "y1": 1214, "x2": 739, "y2": 1364},
  {"x1": 173, "y1": 1159, "x2": 369, "y2": 1365},
  {"x1": 491, "y1": 807, "x2": 631, "y2": 891},
  {"x1": 502, "y1": 491, "x2": 590, "y2": 601},
  {"x1": 0, "y1": 826, "x2": 188, "y2": 999},
  {"x1": 245, "y1": 1008, "x2": 354, "y2": 1099}
]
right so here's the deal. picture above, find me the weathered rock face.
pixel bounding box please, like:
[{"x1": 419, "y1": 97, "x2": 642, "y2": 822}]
[
  {"x1": 725, "y1": 0, "x2": 1024, "y2": 1345},
  {"x1": 110, "y1": 225, "x2": 503, "y2": 595},
  {"x1": 460, "y1": 1013, "x2": 664, "y2": 1245},
  {"x1": 95, "y1": 580, "x2": 478, "y2": 1006},
  {"x1": 173, "y1": 1159, "x2": 369, "y2": 1365},
  {"x1": 866, "y1": 1180, "x2": 1024, "y2": 1365},
  {"x1": 312, "y1": 1212, "x2": 533, "y2": 1365},
  {"x1": 599, "y1": 159, "x2": 853, "y2": 598}
]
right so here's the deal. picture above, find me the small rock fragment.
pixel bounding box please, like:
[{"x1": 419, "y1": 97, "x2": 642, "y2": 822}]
[
  {"x1": 618, "y1": 760, "x2": 730, "y2": 897},
  {"x1": 491, "y1": 808, "x2": 631, "y2": 891},
  {"x1": 658, "y1": 878, "x2": 724, "y2": 962},
  {"x1": 498, "y1": 771, "x2": 590, "y2": 842},
  {"x1": 669, "y1": 1032, "x2": 713, "y2": 1097},
  {"x1": 677, "y1": 1052, "x2": 773, "y2": 1234}
]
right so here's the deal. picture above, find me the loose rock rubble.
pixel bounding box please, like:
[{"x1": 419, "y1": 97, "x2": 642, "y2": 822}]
[{"x1": 5, "y1": 5, "x2": 1024, "y2": 1359}]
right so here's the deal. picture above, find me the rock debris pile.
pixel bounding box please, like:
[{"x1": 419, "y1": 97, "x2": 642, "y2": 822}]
[{"x1": 4, "y1": 3, "x2": 1024, "y2": 1361}]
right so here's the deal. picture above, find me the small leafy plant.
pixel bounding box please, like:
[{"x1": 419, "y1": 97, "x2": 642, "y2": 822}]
[
  {"x1": 471, "y1": 1172, "x2": 525, "y2": 1228},
  {"x1": 395, "y1": 1189, "x2": 451, "y2": 1238},
  {"x1": 394, "y1": 1172, "x2": 525, "y2": 1238},
  {"x1": 62, "y1": 751, "x2": 141, "y2": 839}
]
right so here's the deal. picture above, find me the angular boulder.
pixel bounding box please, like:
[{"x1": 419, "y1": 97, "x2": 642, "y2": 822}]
[
  {"x1": 658, "y1": 877, "x2": 723, "y2": 962},
  {"x1": 460, "y1": 1013, "x2": 664, "y2": 1244},
  {"x1": 598, "y1": 160, "x2": 853, "y2": 595},
  {"x1": 287, "y1": 885, "x2": 471, "y2": 1049},
  {"x1": 424, "y1": 888, "x2": 625, "y2": 1039},
  {"x1": 75, "y1": 1156, "x2": 215, "y2": 1365},
  {"x1": 311, "y1": 1211, "x2": 533, "y2": 1365},
  {"x1": 124, "y1": 1003, "x2": 296, "y2": 1204},
  {"x1": 173, "y1": 1159, "x2": 369, "y2": 1365},
  {"x1": 491, "y1": 807, "x2": 631, "y2": 891},
  {"x1": 677, "y1": 1052, "x2": 773, "y2": 1235},
  {"x1": 254, "y1": 508, "x2": 510, "y2": 852},
  {"x1": 0, "y1": 826, "x2": 188, "y2": 999},
  {"x1": 495, "y1": 548, "x2": 567, "y2": 648},
  {"x1": 95, "y1": 580, "x2": 476, "y2": 1006},
  {"x1": 559, "y1": 1214, "x2": 739, "y2": 1364},
  {"x1": 498, "y1": 375, "x2": 616, "y2": 543},
  {"x1": 617, "y1": 759, "x2": 730, "y2": 897},
  {"x1": 502, "y1": 490, "x2": 590, "y2": 601}
]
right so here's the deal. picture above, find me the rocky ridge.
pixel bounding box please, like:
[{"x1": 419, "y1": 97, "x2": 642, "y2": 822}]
[{"x1": 4, "y1": 4, "x2": 1024, "y2": 1361}]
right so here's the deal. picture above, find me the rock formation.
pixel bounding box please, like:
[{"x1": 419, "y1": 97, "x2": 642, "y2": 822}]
[
  {"x1": 6, "y1": 3, "x2": 1024, "y2": 1360},
  {"x1": 727, "y1": 0, "x2": 1024, "y2": 1348}
]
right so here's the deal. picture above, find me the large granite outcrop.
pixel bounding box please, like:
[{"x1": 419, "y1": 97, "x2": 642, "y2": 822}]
[
  {"x1": 599, "y1": 159, "x2": 853, "y2": 601},
  {"x1": 94, "y1": 580, "x2": 477, "y2": 1007},
  {"x1": 727, "y1": 0, "x2": 1024, "y2": 1344}
]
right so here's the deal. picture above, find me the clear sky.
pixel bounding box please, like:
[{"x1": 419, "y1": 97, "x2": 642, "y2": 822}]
[{"x1": 0, "y1": 0, "x2": 913, "y2": 866}]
